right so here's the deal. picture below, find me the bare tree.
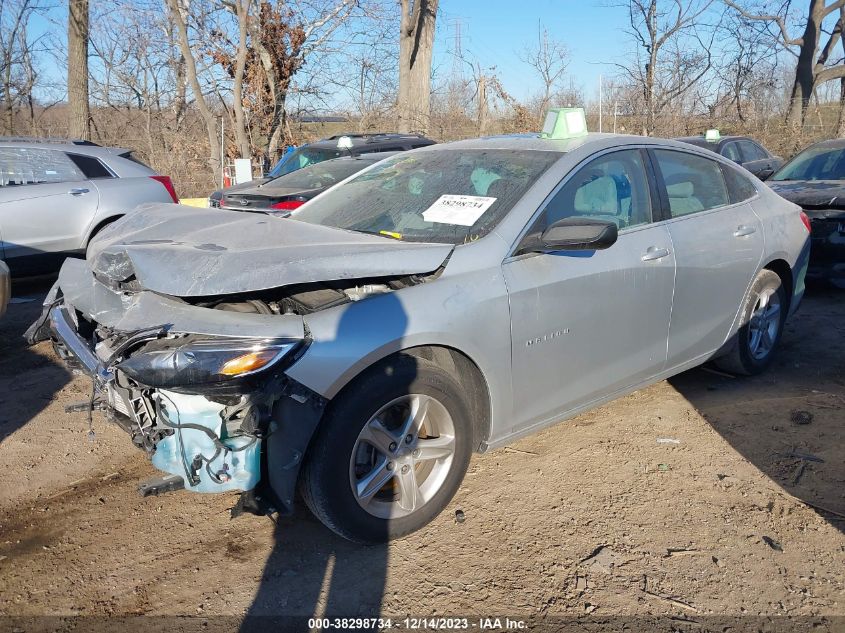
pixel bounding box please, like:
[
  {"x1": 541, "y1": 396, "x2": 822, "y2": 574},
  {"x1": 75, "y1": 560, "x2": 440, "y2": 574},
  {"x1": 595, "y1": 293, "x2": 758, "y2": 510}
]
[
  {"x1": 397, "y1": 0, "x2": 438, "y2": 133},
  {"x1": 615, "y1": 0, "x2": 715, "y2": 135},
  {"x1": 67, "y1": 0, "x2": 89, "y2": 138},
  {"x1": 724, "y1": 0, "x2": 845, "y2": 128},
  {"x1": 167, "y1": 0, "x2": 223, "y2": 182},
  {"x1": 519, "y1": 24, "x2": 569, "y2": 122},
  {"x1": 1, "y1": 0, "x2": 43, "y2": 133}
]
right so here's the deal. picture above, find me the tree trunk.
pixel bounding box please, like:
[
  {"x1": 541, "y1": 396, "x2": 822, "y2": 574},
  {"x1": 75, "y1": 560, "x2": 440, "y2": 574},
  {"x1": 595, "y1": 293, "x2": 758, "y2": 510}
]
[
  {"x1": 67, "y1": 0, "x2": 90, "y2": 139},
  {"x1": 167, "y1": 0, "x2": 221, "y2": 184},
  {"x1": 397, "y1": 0, "x2": 438, "y2": 134},
  {"x1": 785, "y1": 0, "x2": 823, "y2": 129},
  {"x1": 231, "y1": 0, "x2": 251, "y2": 159},
  {"x1": 3, "y1": 64, "x2": 14, "y2": 134},
  {"x1": 477, "y1": 74, "x2": 488, "y2": 136}
]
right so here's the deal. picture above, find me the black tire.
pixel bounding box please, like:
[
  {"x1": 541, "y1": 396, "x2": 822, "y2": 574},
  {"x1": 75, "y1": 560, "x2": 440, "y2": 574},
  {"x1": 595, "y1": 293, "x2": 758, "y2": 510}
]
[
  {"x1": 299, "y1": 353, "x2": 472, "y2": 543},
  {"x1": 714, "y1": 269, "x2": 787, "y2": 376}
]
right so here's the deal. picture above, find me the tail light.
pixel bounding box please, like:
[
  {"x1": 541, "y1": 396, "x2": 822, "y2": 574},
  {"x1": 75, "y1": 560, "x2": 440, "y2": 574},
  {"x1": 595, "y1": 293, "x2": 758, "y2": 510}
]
[
  {"x1": 270, "y1": 200, "x2": 305, "y2": 211},
  {"x1": 151, "y1": 175, "x2": 179, "y2": 203},
  {"x1": 799, "y1": 210, "x2": 812, "y2": 233}
]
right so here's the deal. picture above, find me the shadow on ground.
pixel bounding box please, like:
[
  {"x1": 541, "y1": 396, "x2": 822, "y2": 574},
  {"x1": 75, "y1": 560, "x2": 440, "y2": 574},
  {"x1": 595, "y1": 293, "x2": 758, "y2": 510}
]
[
  {"x1": 669, "y1": 285, "x2": 845, "y2": 535},
  {"x1": 0, "y1": 274, "x2": 70, "y2": 445}
]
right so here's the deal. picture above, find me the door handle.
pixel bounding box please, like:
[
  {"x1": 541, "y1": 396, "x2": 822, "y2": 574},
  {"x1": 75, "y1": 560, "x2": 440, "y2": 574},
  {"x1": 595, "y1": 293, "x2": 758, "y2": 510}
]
[
  {"x1": 68, "y1": 188, "x2": 90, "y2": 195},
  {"x1": 641, "y1": 246, "x2": 670, "y2": 261},
  {"x1": 733, "y1": 225, "x2": 757, "y2": 237}
]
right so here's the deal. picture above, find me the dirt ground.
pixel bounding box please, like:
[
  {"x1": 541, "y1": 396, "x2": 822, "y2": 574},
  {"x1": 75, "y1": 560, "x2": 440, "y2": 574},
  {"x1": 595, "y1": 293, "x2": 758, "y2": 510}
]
[{"x1": 0, "y1": 278, "x2": 843, "y2": 632}]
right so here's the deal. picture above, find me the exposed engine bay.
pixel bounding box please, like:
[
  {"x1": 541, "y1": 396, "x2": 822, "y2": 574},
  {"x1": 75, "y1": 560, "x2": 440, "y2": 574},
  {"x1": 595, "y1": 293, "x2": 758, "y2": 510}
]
[{"x1": 28, "y1": 262, "x2": 444, "y2": 514}]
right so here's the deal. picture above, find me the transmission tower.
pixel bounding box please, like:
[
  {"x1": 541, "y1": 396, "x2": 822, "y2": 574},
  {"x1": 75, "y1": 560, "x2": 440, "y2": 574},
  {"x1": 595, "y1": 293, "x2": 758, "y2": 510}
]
[{"x1": 448, "y1": 18, "x2": 466, "y2": 86}]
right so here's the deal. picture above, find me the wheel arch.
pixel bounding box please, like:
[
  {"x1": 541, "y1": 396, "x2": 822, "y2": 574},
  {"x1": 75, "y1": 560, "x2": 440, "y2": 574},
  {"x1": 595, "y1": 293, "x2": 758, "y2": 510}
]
[
  {"x1": 762, "y1": 258, "x2": 793, "y2": 304},
  {"x1": 85, "y1": 215, "x2": 124, "y2": 247},
  {"x1": 400, "y1": 345, "x2": 492, "y2": 452},
  {"x1": 320, "y1": 344, "x2": 493, "y2": 453}
]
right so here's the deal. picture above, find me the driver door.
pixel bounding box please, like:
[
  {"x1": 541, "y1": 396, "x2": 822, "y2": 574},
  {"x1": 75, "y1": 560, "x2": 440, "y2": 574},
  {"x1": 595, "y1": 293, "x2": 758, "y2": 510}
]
[{"x1": 503, "y1": 149, "x2": 676, "y2": 433}]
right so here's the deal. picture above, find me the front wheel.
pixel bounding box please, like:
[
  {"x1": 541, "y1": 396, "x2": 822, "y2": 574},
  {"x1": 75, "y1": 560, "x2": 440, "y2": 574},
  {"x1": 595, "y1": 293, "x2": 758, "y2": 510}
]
[
  {"x1": 299, "y1": 354, "x2": 472, "y2": 543},
  {"x1": 714, "y1": 269, "x2": 787, "y2": 375}
]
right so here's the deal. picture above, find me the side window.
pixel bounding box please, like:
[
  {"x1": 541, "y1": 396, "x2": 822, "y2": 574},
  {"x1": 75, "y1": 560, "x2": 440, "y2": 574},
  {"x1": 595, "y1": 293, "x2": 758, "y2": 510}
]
[
  {"x1": 721, "y1": 164, "x2": 758, "y2": 203},
  {"x1": 653, "y1": 149, "x2": 730, "y2": 217},
  {"x1": 739, "y1": 141, "x2": 768, "y2": 162},
  {"x1": 0, "y1": 147, "x2": 85, "y2": 187},
  {"x1": 539, "y1": 149, "x2": 653, "y2": 231},
  {"x1": 67, "y1": 153, "x2": 113, "y2": 179},
  {"x1": 722, "y1": 142, "x2": 741, "y2": 163}
]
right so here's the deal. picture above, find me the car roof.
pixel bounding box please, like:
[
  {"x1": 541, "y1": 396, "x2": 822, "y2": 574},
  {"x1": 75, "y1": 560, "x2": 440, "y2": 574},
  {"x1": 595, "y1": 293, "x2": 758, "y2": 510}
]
[
  {"x1": 411, "y1": 132, "x2": 702, "y2": 154},
  {"x1": 675, "y1": 135, "x2": 759, "y2": 149},
  {"x1": 805, "y1": 138, "x2": 845, "y2": 150},
  {"x1": 307, "y1": 133, "x2": 434, "y2": 151},
  {"x1": 0, "y1": 138, "x2": 132, "y2": 159},
  {"x1": 329, "y1": 150, "x2": 399, "y2": 162}
]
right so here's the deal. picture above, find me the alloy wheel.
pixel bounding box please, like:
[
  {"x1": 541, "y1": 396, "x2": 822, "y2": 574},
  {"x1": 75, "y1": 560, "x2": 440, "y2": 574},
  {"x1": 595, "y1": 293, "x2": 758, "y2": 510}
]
[
  {"x1": 349, "y1": 394, "x2": 456, "y2": 520},
  {"x1": 748, "y1": 287, "x2": 781, "y2": 360}
]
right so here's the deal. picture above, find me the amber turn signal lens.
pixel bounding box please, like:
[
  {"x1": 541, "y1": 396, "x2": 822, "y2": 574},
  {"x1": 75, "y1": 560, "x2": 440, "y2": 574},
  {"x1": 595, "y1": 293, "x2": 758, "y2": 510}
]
[{"x1": 219, "y1": 349, "x2": 279, "y2": 376}]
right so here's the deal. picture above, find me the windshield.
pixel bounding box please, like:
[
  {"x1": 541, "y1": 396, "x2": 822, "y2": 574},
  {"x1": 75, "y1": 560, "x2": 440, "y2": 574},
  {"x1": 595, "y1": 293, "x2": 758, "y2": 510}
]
[
  {"x1": 264, "y1": 158, "x2": 372, "y2": 190},
  {"x1": 269, "y1": 147, "x2": 342, "y2": 178},
  {"x1": 289, "y1": 149, "x2": 562, "y2": 244},
  {"x1": 771, "y1": 145, "x2": 845, "y2": 181}
]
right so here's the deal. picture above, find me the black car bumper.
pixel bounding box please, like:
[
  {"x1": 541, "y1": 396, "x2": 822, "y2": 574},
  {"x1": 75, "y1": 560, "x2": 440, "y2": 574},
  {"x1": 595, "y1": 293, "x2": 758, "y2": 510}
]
[{"x1": 807, "y1": 213, "x2": 845, "y2": 284}]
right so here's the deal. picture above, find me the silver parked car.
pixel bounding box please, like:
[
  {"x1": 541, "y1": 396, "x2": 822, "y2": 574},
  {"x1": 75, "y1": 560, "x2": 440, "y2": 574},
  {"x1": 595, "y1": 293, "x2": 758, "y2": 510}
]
[
  {"x1": 27, "y1": 132, "x2": 810, "y2": 543},
  {"x1": 0, "y1": 139, "x2": 178, "y2": 275}
]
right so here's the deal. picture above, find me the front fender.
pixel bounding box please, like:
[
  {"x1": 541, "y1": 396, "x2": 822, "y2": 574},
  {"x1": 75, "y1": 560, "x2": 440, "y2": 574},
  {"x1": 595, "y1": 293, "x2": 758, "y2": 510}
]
[{"x1": 285, "y1": 270, "x2": 513, "y2": 443}]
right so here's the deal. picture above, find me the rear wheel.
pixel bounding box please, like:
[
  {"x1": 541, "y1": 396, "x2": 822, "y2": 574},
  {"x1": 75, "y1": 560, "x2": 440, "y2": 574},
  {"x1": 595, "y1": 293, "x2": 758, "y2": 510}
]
[
  {"x1": 299, "y1": 354, "x2": 472, "y2": 543},
  {"x1": 714, "y1": 269, "x2": 786, "y2": 375}
]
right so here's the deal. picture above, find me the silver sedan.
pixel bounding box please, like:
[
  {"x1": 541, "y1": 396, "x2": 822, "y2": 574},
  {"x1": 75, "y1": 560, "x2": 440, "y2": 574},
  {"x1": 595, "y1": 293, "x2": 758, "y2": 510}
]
[{"x1": 29, "y1": 132, "x2": 811, "y2": 543}]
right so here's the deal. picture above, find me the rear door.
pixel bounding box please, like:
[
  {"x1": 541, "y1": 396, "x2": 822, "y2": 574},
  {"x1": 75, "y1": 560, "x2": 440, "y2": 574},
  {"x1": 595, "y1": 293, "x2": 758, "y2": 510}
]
[
  {"x1": 651, "y1": 149, "x2": 764, "y2": 368},
  {"x1": 505, "y1": 148, "x2": 675, "y2": 430},
  {"x1": 0, "y1": 147, "x2": 99, "y2": 261}
]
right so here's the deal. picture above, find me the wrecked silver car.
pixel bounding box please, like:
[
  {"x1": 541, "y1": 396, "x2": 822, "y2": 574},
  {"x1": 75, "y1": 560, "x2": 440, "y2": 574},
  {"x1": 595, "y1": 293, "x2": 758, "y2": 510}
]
[{"x1": 27, "y1": 130, "x2": 810, "y2": 543}]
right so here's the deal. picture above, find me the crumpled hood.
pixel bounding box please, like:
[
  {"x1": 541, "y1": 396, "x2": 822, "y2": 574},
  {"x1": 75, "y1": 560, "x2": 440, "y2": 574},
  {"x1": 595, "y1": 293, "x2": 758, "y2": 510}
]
[
  {"x1": 87, "y1": 203, "x2": 453, "y2": 297},
  {"x1": 768, "y1": 180, "x2": 845, "y2": 209}
]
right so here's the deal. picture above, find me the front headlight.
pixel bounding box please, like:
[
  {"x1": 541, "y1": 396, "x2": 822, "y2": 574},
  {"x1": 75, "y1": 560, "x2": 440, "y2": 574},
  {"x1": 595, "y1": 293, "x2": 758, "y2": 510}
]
[{"x1": 116, "y1": 337, "x2": 300, "y2": 388}]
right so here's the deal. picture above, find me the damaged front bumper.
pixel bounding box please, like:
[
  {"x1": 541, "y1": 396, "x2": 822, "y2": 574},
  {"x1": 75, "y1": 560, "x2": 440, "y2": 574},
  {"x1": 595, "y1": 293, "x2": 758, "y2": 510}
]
[{"x1": 27, "y1": 259, "x2": 322, "y2": 510}]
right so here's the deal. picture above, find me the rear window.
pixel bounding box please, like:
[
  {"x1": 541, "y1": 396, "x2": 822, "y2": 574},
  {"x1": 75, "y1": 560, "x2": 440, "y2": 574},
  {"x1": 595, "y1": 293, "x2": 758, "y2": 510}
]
[
  {"x1": 0, "y1": 147, "x2": 85, "y2": 187},
  {"x1": 67, "y1": 153, "x2": 113, "y2": 179},
  {"x1": 654, "y1": 149, "x2": 730, "y2": 217},
  {"x1": 721, "y1": 164, "x2": 758, "y2": 203}
]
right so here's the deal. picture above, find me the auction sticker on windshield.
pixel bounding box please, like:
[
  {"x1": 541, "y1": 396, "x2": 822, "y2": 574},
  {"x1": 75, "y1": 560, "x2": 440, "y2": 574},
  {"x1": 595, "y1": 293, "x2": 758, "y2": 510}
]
[{"x1": 422, "y1": 194, "x2": 497, "y2": 226}]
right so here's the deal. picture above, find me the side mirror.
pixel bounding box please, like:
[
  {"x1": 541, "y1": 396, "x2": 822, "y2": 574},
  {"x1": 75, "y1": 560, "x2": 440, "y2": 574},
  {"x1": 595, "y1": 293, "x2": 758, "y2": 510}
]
[{"x1": 527, "y1": 217, "x2": 618, "y2": 252}]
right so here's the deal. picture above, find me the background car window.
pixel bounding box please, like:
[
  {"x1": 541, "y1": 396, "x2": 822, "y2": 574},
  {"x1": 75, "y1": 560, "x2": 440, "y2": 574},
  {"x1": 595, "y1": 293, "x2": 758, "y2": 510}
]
[
  {"x1": 654, "y1": 149, "x2": 730, "y2": 217},
  {"x1": 541, "y1": 149, "x2": 652, "y2": 230},
  {"x1": 67, "y1": 153, "x2": 113, "y2": 179},
  {"x1": 722, "y1": 142, "x2": 741, "y2": 162},
  {"x1": 771, "y1": 145, "x2": 845, "y2": 181},
  {"x1": 265, "y1": 159, "x2": 369, "y2": 190},
  {"x1": 721, "y1": 164, "x2": 758, "y2": 203},
  {"x1": 0, "y1": 147, "x2": 85, "y2": 187},
  {"x1": 739, "y1": 141, "x2": 768, "y2": 162}
]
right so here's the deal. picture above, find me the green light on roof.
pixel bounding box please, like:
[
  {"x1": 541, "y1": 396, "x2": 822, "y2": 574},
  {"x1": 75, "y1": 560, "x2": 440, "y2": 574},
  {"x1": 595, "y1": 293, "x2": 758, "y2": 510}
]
[
  {"x1": 704, "y1": 129, "x2": 721, "y2": 142},
  {"x1": 541, "y1": 108, "x2": 588, "y2": 140}
]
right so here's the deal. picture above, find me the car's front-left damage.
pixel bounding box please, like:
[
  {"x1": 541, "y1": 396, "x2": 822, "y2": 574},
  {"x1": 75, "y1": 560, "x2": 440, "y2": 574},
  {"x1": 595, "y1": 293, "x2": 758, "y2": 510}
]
[{"x1": 25, "y1": 203, "x2": 453, "y2": 514}]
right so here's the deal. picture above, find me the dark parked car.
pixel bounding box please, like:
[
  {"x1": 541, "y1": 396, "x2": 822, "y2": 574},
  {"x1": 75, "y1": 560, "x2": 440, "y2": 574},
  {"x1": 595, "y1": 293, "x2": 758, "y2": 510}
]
[
  {"x1": 208, "y1": 133, "x2": 435, "y2": 207},
  {"x1": 675, "y1": 134, "x2": 783, "y2": 180},
  {"x1": 767, "y1": 138, "x2": 845, "y2": 288},
  {"x1": 219, "y1": 152, "x2": 397, "y2": 213}
]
